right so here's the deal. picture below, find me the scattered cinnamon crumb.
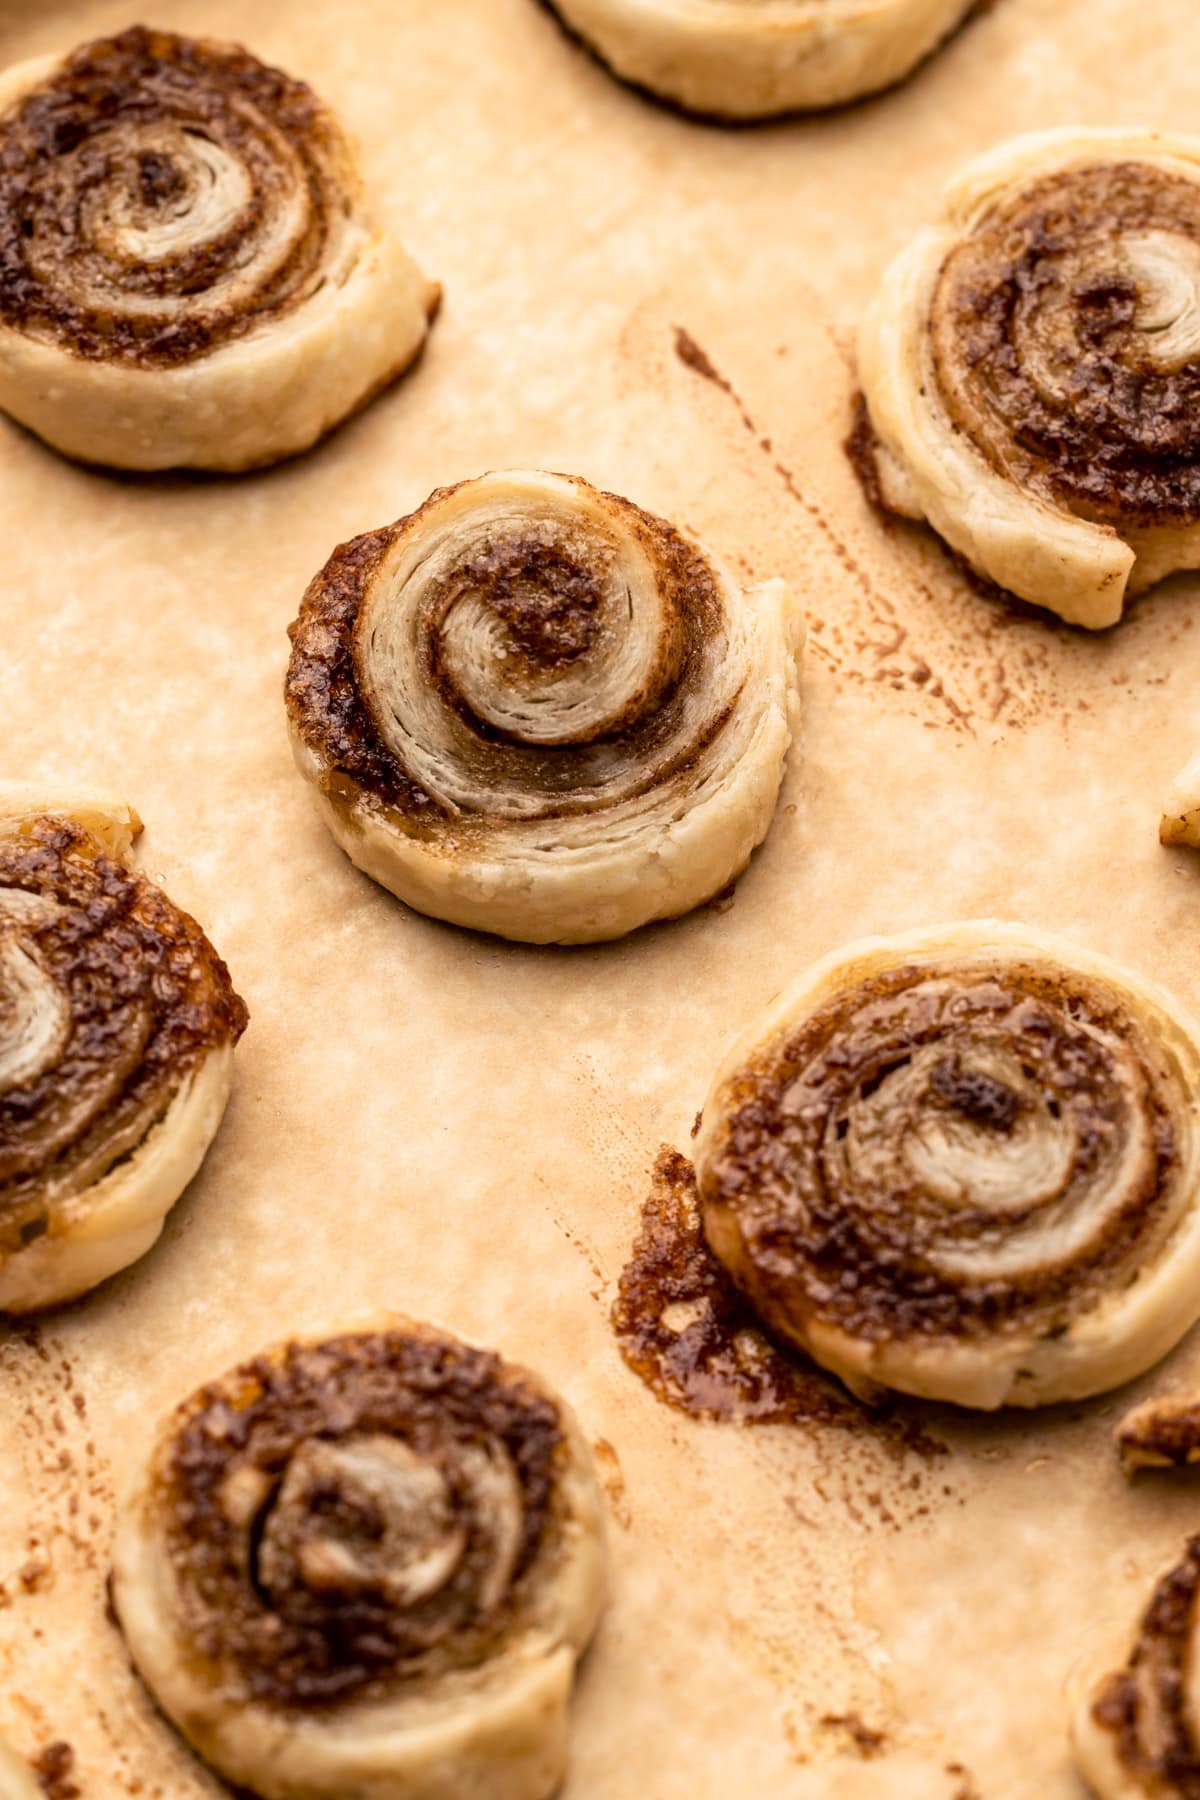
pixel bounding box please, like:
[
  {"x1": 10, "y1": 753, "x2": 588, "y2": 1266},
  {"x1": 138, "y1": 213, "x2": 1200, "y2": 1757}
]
[
  {"x1": 33, "y1": 1742, "x2": 78, "y2": 1800},
  {"x1": 705, "y1": 878, "x2": 737, "y2": 915},
  {"x1": 591, "y1": 1437, "x2": 632, "y2": 1529},
  {"x1": 19, "y1": 1558, "x2": 50, "y2": 1595},
  {"x1": 844, "y1": 393, "x2": 886, "y2": 513},
  {"x1": 820, "y1": 1712, "x2": 887, "y2": 1758}
]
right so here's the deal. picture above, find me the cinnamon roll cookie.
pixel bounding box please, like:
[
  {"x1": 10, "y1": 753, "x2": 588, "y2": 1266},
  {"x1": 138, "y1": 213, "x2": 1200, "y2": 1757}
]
[
  {"x1": 543, "y1": 0, "x2": 976, "y2": 118},
  {"x1": 694, "y1": 922, "x2": 1200, "y2": 1409},
  {"x1": 0, "y1": 787, "x2": 246, "y2": 1312},
  {"x1": 111, "y1": 1320, "x2": 608, "y2": 1800},
  {"x1": 0, "y1": 26, "x2": 437, "y2": 470},
  {"x1": 1072, "y1": 1538, "x2": 1200, "y2": 1797},
  {"x1": 857, "y1": 129, "x2": 1200, "y2": 627},
  {"x1": 285, "y1": 471, "x2": 804, "y2": 944}
]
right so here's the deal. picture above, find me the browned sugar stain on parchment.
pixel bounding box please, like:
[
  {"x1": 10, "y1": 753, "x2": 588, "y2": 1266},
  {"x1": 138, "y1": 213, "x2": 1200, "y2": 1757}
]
[
  {"x1": 0, "y1": 1326, "x2": 119, "y2": 1793},
  {"x1": 672, "y1": 326, "x2": 978, "y2": 732},
  {"x1": 818, "y1": 1712, "x2": 887, "y2": 1759},
  {"x1": 0, "y1": 1331, "x2": 174, "y2": 1799},
  {"x1": 671, "y1": 325, "x2": 1198, "y2": 733},
  {"x1": 613, "y1": 1149, "x2": 949, "y2": 1510},
  {"x1": 612, "y1": 1151, "x2": 965, "y2": 1765},
  {"x1": 0, "y1": 1326, "x2": 112, "y2": 1597},
  {"x1": 946, "y1": 1761, "x2": 983, "y2": 1800},
  {"x1": 591, "y1": 1436, "x2": 633, "y2": 1529}
]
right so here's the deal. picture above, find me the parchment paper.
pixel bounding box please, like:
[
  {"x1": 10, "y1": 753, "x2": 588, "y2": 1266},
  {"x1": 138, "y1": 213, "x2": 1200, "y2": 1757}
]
[{"x1": 2, "y1": 0, "x2": 1200, "y2": 1794}]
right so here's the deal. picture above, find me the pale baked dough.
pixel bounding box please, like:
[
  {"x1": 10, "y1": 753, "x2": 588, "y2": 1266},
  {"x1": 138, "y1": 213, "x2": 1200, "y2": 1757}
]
[
  {"x1": 112, "y1": 1319, "x2": 608, "y2": 1800},
  {"x1": 1161, "y1": 750, "x2": 1200, "y2": 846},
  {"x1": 0, "y1": 785, "x2": 245, "y2": 1312},
  {"x1": 695, "y1": 921, "x2": 1200, "y2": 1409},
  {"x1": 859, "y1": 129, "x2": 1200, "y2": 628},
  {"x1": 546, "y1": 0, "x2": 975, "y2": 117},
  {"x1": 0, "y1": 30, "x2": 437, "y2": 471},
  {"x1": 286, "y1": 470, "x2": 805, "y2": 944}
]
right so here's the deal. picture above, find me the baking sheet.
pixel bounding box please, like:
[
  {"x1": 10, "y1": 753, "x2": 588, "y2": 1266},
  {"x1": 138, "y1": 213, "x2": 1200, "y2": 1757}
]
[{"x1": 2, "y1": 0, "x2": 1200, "y2": 1793}]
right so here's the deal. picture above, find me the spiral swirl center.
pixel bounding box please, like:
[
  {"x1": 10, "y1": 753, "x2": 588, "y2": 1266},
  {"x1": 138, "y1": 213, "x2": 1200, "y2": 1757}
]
[
  {"x1": 0, "y1": 892, "x2": 69, "y2": 1098},
  {"x1": 255, "y1": 1437, "x2": 483, "y2": 1614},
  {"x1": 835, "y1": 1041, "x2": 1073, "y2": 1213},
  {"x1": 352, "y1": 483, "x2": 733, "y2": 821},
  {"x1": 77, "y1": 126, "x2": 254, "y2": 271}
]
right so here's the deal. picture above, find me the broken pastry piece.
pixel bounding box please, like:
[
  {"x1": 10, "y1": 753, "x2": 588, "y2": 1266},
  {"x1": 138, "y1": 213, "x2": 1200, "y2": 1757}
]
[
  {"x1": 543, "y1": 0, "x2": 976, "y2": 118},
  {"x1": 694, "y1": 921, "x2": 1200, "y2": 1410},
  {"x1": 0, "y1": 786, "x2": 247, "y2": 1312},
  {"x1": 1161, "y1": 752, "x2": 1200, "y2": 847},
  {"x1": 285, "y1": 470, "x2": 805, "y2": 944},
  {"x1": 0, "y1": 26, "x2": 437, "y2": 469},
  {"x1": 1072, "y1": 1536, "x2": 1200, "y2": 1796},
  {"x1": 1117, "y1": 1394, "x2": 1200, "y2": 1475},
  {"x1": 858, "y1": 128, "x2": 1200, "y2": 628},
  {"x1": 111, "y1": 1320, "x2": 608, "y2": 1800}
]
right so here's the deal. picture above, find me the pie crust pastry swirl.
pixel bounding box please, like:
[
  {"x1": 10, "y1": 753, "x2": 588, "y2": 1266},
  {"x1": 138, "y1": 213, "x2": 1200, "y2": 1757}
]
[
  {"x1": 544, "y1": 0, "x2": 976, "y2": 119},
  {"x1": 694, "y1": 922, "x2": 1200, "y2": 1409},
  {"x1": 858, "y1": 129, "x2": 1200, "y2": 627},
  {"x1": 0, "y1": 26, "x2": 437, "y2": 470},
  {"x1": 1073, "y1": 1536, "x2": 1200, "y2": 1798},
  {"x1": 285, "y1": 470, "x2": 804, "y2": 944},
  {"x1": 0, "y1": 787, "x2": 246, "y2": 1314},
  {"x1": 111, "y1": 1321, "x2": 608, "y2": 1800}
]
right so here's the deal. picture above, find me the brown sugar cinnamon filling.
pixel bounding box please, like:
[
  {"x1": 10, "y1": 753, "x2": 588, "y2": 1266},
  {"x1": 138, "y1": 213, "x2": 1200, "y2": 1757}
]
[
  {"x1": 703, "y1": 963, "x2": 1176, "y2": 1343},
  {"x1": 0, "y1": 25, "x2": 435, "y2": 469}
]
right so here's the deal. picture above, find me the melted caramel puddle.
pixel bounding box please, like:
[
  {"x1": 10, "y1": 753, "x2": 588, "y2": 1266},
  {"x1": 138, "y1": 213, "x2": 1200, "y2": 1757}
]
[{"x1": 613, "y1": 1148, "x2": 944, "y2": 1460}]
